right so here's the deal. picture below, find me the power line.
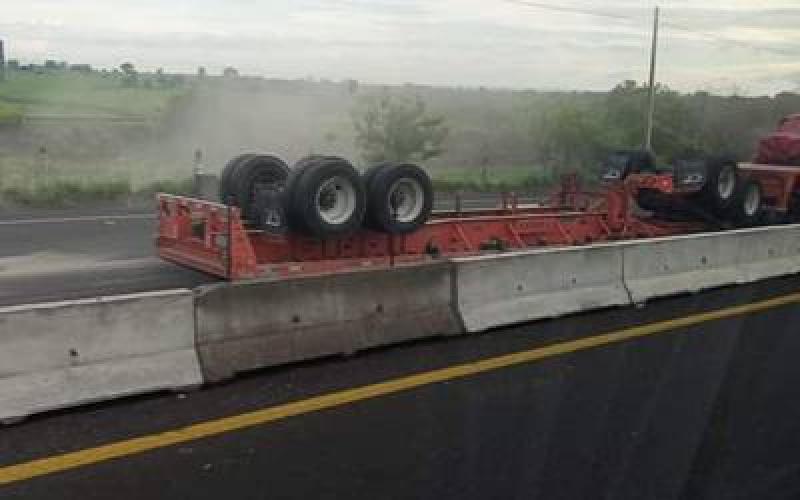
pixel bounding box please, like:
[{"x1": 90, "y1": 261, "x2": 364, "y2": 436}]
[
  {"x1": 501, "y1": 0, "x2": 796, "y2": 58},
  {"x1": 660, "y1": 21, "x2": 796, "y2": 58},
  {"x1": 501, "y1": 0, "x2": 639, "y2": 24}
]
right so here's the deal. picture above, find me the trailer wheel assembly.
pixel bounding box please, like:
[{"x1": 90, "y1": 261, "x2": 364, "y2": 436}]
[
  {"x1": 731, "y1": 180, "x2": 763, "y2": 227},
  {"x1": 702, "y1": 157, "x2": 739, "y2": 213},
  {"x1": 364, "y1": 163, "x2": 434, "y2": 234},
  {"x1": 223, "y1": 155, "x2": 291, "y2": 225},
  {"x1": 286, "y1": 156, "x2": 366, "y2": 238},
  {"x1": 219, "y1": 153, "x2": 255, "y2": 203},
  {"x1": 601, "y1": 150, "x2": 655, "y2": 181}
]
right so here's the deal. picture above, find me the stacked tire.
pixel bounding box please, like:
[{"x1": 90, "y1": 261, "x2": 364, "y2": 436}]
[
  {"x1": 218, "y1": 154, "x2": 434, "y2": 239},
  {"x1": 284, "y1": 156, "x2": 367, "y2": 238},
  {"x1": 363, "y1": 162, "x2": 434, "y2": 234},
  {"x1": 219, "y1": 153, "x2": 291, "y2": 230}
]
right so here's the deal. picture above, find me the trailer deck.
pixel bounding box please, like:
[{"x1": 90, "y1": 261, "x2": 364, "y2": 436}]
[{"x1": 157, "y1": 179, "x2": 706, "y2": 280}]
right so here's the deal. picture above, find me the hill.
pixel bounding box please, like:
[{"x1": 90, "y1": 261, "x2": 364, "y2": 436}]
[{"x1": 1, "y1": 68, "x2": 800, "y2": 206}]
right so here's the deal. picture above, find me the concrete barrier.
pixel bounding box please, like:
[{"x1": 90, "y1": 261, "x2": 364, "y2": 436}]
[
  {"x1": 735, "y1": 224, "x2": 800, "y2": 283},
  {"x1": 453, "y1": 244, "x2": 630, "y2": 333},
  {"x1": 0, "y1": 289, "x2": 202, "y2": 423},
  {"x1": 195, "y1": 262, "x2": 462, "y2": 382},
  {"x1": 622, "y1": 232, "x2": 740, "y2": 304},
  {"x1": 623, "y1": 225, "x2": 800, "y2": 303}
]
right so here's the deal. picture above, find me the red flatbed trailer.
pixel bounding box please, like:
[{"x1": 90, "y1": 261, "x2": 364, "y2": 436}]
[
  {"x1": 157, "y1": 177, "x2": 705, "y2": 281},
  {"x1": 738, "y1": 163, "x2": 800, "y2": 212}
]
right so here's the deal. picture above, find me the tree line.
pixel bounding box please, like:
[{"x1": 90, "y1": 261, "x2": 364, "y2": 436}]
[{"x1": 353, "y1": 81, "x2": 800, "y2": 175}]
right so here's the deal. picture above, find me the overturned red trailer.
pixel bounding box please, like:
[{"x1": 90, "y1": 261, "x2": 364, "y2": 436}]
[{"x1": 157, "y1": 172, "x2": 704, "y2": 281}]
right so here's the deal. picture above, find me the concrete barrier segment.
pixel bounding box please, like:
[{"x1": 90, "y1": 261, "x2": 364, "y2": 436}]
[
  {"x1": 622, "y1": 224, "x2": 800, "y2": 303},
  {"x1": 0, "y1": 289, "x2": 202, "y2": 423},
  {"x1": 453, "y1": 244, "x2": 631, "y2": 333},
  {"x1": 194, "y1": 262, "x2": 462, "y2": 382}
]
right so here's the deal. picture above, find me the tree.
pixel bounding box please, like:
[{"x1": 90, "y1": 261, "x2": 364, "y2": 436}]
[
  {"x1": 155, "y1": 67, "x2": 169, "y2": 87},
  {"x1": 352, "y1": 94, "x2": 449, "y2": 163},
  {"x1": 345, "y1": 79, "x2": 359, "y2": 95},
  {"x1": 604, "y1": 80, "x2": 701, "y2": 161},
  {"x1": 119, "y1": 62, "x2": 138, "y2": 87},
  {"x1": 535, "y1": 101, "x2": 610, "y2": 172},
  {"x1": 223, "y1": 67, "x2": 239, "y2": 78}
]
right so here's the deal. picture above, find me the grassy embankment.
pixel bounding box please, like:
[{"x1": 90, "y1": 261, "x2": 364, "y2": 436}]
[
  {"x1": 0, "y1": 71, "x2": 191, "y2": 206},
  {"x1": 0, "y1": 71, "x2": 557, "y2": 207}
]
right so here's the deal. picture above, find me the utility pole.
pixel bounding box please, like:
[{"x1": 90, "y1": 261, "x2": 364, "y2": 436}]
[
  {"x1": 644, "y1": 6, "x2": 659, "y2": 151},
  {"x1": 0, "y1": 39, "x2": 5, "y2": 82}
]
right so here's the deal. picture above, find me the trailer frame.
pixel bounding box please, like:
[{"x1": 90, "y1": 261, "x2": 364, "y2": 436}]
[{"x1": 157, "y1": 176, "x2": 706, "y2": 280}]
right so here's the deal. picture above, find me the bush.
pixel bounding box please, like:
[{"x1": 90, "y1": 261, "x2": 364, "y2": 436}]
[
  {"x1": 353, "y1": 93, "x2": 449, "y2": 163},
  {"x1": 2, "y1": 179, "x2": 132, "y2": 207}
]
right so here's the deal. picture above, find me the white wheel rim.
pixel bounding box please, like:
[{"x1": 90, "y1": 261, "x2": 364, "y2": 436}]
[
  {"x1": 744, "y1": 184, "x2": 760, "y2": 216},
  {"x1": 316, "y1": 176, "x2": 356, "y2": 225},
  {"x1": 717, "y1": 165, "x2": 736, "y2": 200},
  {"x1": 388, "y1": 178, "x2": 425, "y2": 223}
]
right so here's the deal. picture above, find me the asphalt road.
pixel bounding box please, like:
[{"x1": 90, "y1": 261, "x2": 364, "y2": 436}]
[
  {"x1": 2, "y1": 275, "x2": 800, "y2": 499},
  {"x1": 0, "y1": 194, "x2": 534, "y2": 306},
  {"x1": 0, "y1": 212, "x2": 214, "y2": 306}
]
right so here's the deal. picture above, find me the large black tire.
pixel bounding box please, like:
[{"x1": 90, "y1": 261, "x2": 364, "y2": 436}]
[
  {"x1": 730, "y1": 179, "x2": 763, "y2": 227},
  {"x1": 361, "y1": 162, "x2": 393, "y2": 191},
  {"x1": 285, "y1": 156, "x2": 366, "y2": 238},
  {"x1": 602, "y1": 150, "x2": 655, "y2": 181},
  {"x1": 635, "y1": 188, "x2": 672, "y2": 213},
  {"x1": 219, "y1": 153, "x2": 256, "y2": 204},
  {"x1": 364, "y1": 163, "x2": 434, "y2": 234},
  {"x1": 700, "y1": 156, "x2": 739, "y2": 214},
  {"x1": 229, "y1": 155, "x2": 290, "y2": 223}
]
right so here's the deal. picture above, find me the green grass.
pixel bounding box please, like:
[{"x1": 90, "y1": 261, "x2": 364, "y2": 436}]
[
  {"x1": 2, "y1": 179, "x2": 133, "y2": 207},
  {"x1": 0, "y1": 100, "x2": 23, "y2": 124},
  {"x1": 0, "y1": 154, "x2": 196, "y2": 207},
  {"x1": 0, "y1": 177, "x2": 196, "y2": 208},
  {"x1": 0, "y1": 71, "x2": 186, "y2": 119}
]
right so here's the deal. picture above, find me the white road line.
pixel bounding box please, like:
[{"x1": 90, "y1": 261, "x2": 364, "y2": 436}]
[{"x1": 0, "y1": 214, "x2": 154, "y2": 226}]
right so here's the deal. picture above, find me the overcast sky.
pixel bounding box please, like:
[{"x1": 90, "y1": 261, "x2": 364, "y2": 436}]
[{"x1": 2, "y1": 0, "x2": 799, "y2": 95}]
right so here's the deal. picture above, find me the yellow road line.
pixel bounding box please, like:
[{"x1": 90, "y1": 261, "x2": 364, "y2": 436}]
[{"x1": 2, "y1": 290, "x2": 800, "y2": 486}]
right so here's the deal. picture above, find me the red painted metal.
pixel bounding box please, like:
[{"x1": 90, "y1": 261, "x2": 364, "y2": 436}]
[
  {"x1": 157, "y1": 175, "x2": 705, "y2": 281},
  {"x1": 739, "y1": 163, "x2": 800, "y2": 212}
]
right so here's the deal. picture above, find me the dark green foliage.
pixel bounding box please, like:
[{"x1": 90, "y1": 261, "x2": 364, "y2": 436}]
[{"x1": 353, "y1": 93, "x2": 449, "y2": 163}]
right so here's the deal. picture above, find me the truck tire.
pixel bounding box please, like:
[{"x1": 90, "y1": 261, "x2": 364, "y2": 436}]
[
  {"x1": 701, "y1": 157, "x2": 739, "y2": 213},
  {"x1": 361, "y1": 162, "x2": 393, "y2": 192},
  {"x1": 285, "y1": 156, "x2": 366, "y2": 238},
  {"x1": 635, "y1": 188, "x2": 669, "y2": 213},
  {"x1": 601, "y1": 150, "x2": 655, "y2": 181},
  {"x1": 730, "y1": 180, "x2": 763, "y2": 227},
  {"x1": 364, "y1": 163, "x2": 433, "y2": 234},
  {"x1": 219, "y1": 153, "x2": 256, "y2": 204},
  {"x1": 229, "y1": 155, "x2": 290, "y2": 223}
]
